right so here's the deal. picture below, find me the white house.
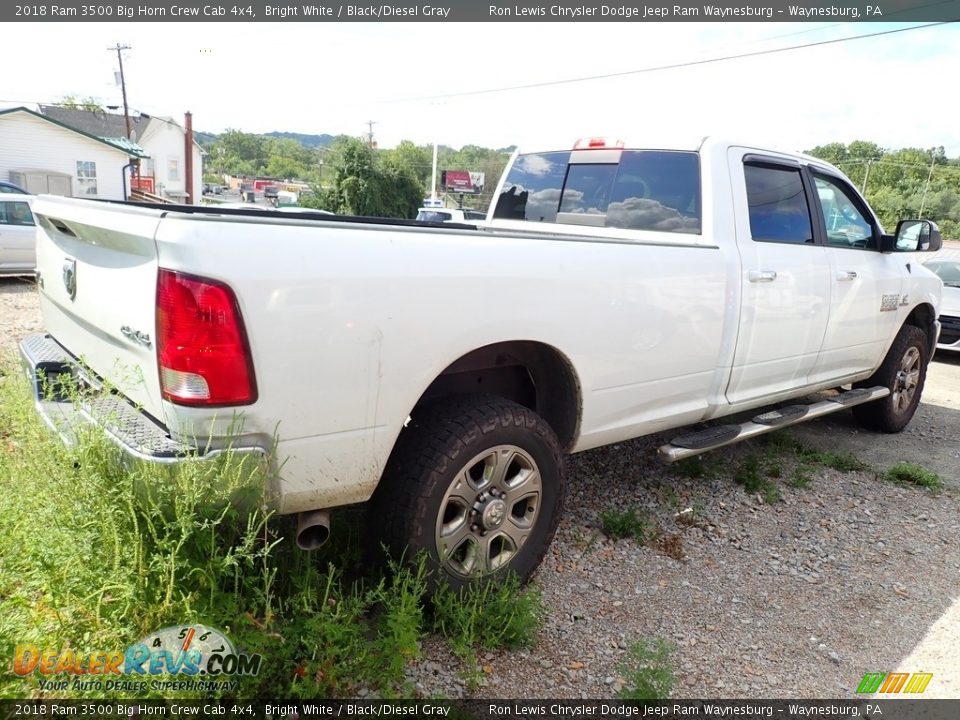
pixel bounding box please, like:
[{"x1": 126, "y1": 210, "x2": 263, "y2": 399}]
[
  {"x1": 0, "y1": 106, "x2": 147, "y2": 200},
  {"x1": 133, "y1": 114, "x2": 204, "y2": 204},
  {"x1": 23, "y1": 105, "x2": 203, "y2": 204}
]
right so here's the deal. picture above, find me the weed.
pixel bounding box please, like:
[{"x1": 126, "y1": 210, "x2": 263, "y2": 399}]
[
  {"x1": 733, "y1": 454, "x2": 765, "y2": 493},
  {"x1": 599, "y1": 508, "x2": 659, "y2": 542},
  {"x1": 617, "y1": 638, "x2": 675, "y2": 700},
  {"x1": 675, "y1": 454, "x2": 727, "y2": 480},
  {"x1": 431, "y1": 574, "x2": 544, "y2": 689},
  {"x1": 884, "y1": 463, "x2": 943, "y2": 490},
  {"x1": 791, "y1": 464, "x2": 814, "y2": 488},
  {"x1": 0, "y1": 357, "x2": 435, "y2": 699}
]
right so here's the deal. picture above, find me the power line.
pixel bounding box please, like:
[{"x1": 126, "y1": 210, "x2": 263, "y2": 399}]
[{"x1": 394, "y1": 22, "x2": 953, "y2": 103}]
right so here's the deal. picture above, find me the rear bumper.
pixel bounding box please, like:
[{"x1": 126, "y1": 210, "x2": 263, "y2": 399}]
[{"x1": 18, "y1": 333, "x2": 268, "y2": 464}]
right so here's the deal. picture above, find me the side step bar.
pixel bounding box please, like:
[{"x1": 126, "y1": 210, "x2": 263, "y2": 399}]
[{"x1": 658, "y1": 386, "x2": 890, "y2": 463}]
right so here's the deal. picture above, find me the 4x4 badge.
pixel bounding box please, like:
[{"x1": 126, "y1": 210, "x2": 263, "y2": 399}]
[{"x1": 62, "y1": 258, "x2": 77, "y2": 301}]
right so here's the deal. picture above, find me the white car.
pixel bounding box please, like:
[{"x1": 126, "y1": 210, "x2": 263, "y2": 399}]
[
  {"x1": 415, "y1": 207, "x2": 487, "y2": 223},
  {"x1": 926, "y1": 258, "x2": 960, "y2": 352},
  {"x1": 0, "y1": 194, "x2": 35, "y2": 276}
]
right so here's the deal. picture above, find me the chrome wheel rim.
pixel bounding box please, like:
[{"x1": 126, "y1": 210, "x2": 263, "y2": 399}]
[
  {"x1": 435, "y1": 445, "x2": 542, "y2": 579},
  {"x1": 892, "y1": 346, "x2": 921, "y2": 415}
]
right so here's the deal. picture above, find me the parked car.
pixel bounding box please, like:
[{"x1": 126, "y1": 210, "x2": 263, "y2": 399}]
[
  {"x1": 0, "y1": 194, "x2": 36, "y2": 275},
  {"x1": 925, "y1": 258, "x2": 960, "y2": 352},
  {"x1": 0, "y1": 180, "x2": 29, "y2": 194},
  {"x1": 415, "y1": 207, "x2": 487, "y2": 223}
]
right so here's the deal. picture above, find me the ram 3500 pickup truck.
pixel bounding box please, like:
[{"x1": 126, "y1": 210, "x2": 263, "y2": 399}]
[{"x1": 20, "y1": 137, "x2": 943, "y2": 588}]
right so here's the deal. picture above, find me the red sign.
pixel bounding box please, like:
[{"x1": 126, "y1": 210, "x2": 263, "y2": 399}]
[{"x1": 131, "y1": 177, "x2": 155, "y2": 193}]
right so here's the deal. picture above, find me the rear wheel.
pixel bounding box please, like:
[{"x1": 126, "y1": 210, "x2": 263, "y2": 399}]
[
  {"x1": 370, "y1": 396, "x2": 565, "y2": 590},
  {"x1": 852, "y1": 324, "x2": 928, "y2": 433}
]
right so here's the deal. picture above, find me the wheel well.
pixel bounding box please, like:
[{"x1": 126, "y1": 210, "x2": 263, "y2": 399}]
[
  {"x1": 415, "y1": 341, "x2": 581, "y2": 450},
  {"x1": 905, "y1": 303, "x2": 937, "y2": 355}
]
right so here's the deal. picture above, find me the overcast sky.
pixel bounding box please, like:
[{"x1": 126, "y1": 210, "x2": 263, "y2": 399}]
[{"x1": 3, "y1": 21, "x2": 958, "y2": 155}]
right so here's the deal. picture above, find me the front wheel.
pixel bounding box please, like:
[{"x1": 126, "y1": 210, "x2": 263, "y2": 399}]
[
  {"x1": 852, "y1": 324, "x2": 928, "y2": 433},
  {"x1": 370, "y1": 396, "x2": 566, "y2": 590}
]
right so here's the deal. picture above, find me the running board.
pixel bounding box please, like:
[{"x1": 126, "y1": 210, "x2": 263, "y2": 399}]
[{"x1": 658, "y1": 386, "x2": 890, "y2": 463}]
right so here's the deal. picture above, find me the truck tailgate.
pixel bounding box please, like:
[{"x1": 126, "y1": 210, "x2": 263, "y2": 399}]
[{"x1": 32, "y1": 196, "x2": 166, "y2": 423}]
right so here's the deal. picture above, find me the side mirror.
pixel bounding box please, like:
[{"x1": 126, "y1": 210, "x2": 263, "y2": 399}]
[{"x1": 887, "y1": 219, "x2": 942, "y2": 253}]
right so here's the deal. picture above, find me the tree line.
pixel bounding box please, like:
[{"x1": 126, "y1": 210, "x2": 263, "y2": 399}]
[{"x1": 201, "y1": 131, "x2": 959, "y2": 237}]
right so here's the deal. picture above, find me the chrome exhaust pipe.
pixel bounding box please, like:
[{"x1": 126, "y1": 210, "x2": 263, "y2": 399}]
[{"x1": 296, "y1": 509, "x2": 331, "y2": 550}]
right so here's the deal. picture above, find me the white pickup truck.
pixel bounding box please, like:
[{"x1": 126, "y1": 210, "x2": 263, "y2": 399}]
[{"x1": 21, "y1": 137, "x2": 943, "y2": 588}]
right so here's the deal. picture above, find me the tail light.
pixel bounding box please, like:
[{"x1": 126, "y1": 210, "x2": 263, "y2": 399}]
[{"x1": 156, "y1": 269, "x2": 257, "y2": 406}]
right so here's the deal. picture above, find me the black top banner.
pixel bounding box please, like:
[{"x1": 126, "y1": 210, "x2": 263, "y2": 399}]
[{"x1": 5, "y1": 0, "x2": 960, "y2": 22}]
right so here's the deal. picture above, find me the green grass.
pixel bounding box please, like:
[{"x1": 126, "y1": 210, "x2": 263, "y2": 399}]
[
  {"x1": 732, "y1": 454, "x2": 781, "y2": 503},
  {"x1": 0, "y1": 356, "x2": 542, "y2": 699},
  {"x1": 617, "y1": 638, "x2": 675, "y2": 700},
  {"x1": 884, "y1": 463, "x2": 943, "y2": 490},
  {"x1": 431, "y1": 574, "x2": 544, "y2": 688},
  {"x1": 599, "y1": 508, "x2": 659, "y2": 542}
]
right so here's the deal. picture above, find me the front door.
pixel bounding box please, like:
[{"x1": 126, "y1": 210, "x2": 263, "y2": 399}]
[{"x1": 807, "y1": 171, "x2": 907, "y2": 382}]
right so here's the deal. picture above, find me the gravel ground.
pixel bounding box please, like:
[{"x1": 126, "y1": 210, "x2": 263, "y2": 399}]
[{"x1": 2, "y1": 277, "x2": 958, "y2": 700}]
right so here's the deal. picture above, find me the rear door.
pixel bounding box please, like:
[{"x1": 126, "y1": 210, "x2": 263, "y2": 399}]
[
  {"x1": 0, "y1": 198, "x2": 37, "y2": 272},
  {"x1": 32, "y1": 196, "x2": 166, "y2": 420},
  {"x1": 726, "y1": 149, "x2": 831, "y2": 404}
]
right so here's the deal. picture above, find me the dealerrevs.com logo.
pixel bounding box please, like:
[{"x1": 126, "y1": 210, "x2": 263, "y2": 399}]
[{"x1": 13, "y1": 624, "x2": 262, "y2": 693}]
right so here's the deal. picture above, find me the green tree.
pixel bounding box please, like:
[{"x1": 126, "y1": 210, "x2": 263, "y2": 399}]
[
  {"x1": 58, "y1": 95, "x2": 105, "y2": 112},
  {"x1": 302, "y1": 137, "x2": 421, "y2": 218}
]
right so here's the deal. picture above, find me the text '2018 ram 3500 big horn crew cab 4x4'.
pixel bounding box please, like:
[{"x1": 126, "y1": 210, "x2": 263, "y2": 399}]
[{"x1": 21, "y1": 137, "x2": 943, "y2": 588}]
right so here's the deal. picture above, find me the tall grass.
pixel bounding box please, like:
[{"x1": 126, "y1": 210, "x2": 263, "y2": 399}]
[{"x1": 0, "y1": 356, "x2": 540, "y2": 699}]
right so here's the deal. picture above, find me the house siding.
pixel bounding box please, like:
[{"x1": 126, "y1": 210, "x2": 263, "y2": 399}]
[
  {"x1": 0, "y1": 111, "x2": 131, "y2": 199},
  {"x1": 139, "y1": 119, "x2": 203, "y2": 204}
]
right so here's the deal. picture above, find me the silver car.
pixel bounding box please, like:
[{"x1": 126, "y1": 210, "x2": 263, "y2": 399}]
[
  {"x1": 926, "y1": 258, "x2": 960, "y2": 352},
  {"x1": 0, "y1": 194, "x2": 35, "y2": 276}
]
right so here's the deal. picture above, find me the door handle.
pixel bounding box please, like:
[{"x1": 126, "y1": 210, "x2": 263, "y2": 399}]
[
  {"x1": 748, "y1": 270, "x2": 777, "y2": 283},
  {"x1": 836, "y1": 271, "x2": 858, "y2": 281}
]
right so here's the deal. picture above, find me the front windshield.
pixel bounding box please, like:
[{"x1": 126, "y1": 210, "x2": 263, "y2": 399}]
[{"x1": 928, "y1": 261, "x2": 960, "y2": 287}]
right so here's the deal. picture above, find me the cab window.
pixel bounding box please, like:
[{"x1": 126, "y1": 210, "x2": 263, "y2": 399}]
[
  {"x1": 493, "y1": 152, "x2": 570, "y2": 223},
  {"x1": 812, "y1": 174, "x2": 875, "y2": 249},
  {"x1": 744, "y1": 164, "x2": 813, "y2": 244},
  {"x1": 494, "y1": 150, "x2": 701, "y2": 233}
]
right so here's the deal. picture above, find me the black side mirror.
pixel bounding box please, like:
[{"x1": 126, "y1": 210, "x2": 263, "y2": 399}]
[{"x1": 881, "y1": 219, "x2": 943, "y2": 253}]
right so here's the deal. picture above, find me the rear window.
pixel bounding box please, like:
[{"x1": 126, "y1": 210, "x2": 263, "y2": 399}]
[{"x1": 494, "y1": 150, "x2": 701, "y2": 234}]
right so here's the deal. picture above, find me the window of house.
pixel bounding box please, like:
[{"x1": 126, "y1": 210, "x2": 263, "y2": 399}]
[
  {"x1": 76, "y1": 161, "x2": 97, "y2": 196},
  {"x1": 142, "y1": 158, "x2": 155, "y2": 177},
  {"x1": 744, "y1": 164, "x2": 813, "y2": 244},
  {"x1": 168, "y1": 157, "x2": 180, "y2": 182}
]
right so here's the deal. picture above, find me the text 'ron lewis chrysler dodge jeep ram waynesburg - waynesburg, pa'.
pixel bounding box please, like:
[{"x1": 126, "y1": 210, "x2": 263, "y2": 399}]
[{"x1": 20, "y1": 136, "x2": 943, "y2": 588}]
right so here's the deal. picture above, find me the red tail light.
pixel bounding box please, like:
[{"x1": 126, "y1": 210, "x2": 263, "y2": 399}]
[{"x1": 156, "y1": 269, "x2": 257, "y2": 406}]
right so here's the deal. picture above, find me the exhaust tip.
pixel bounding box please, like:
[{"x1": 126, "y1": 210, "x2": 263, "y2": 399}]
[{"x1": 296, "y1": 509, "x2": 331, "y2": 551}]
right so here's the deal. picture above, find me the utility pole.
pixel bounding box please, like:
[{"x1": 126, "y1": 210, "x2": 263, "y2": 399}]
[
  {"x1": 108, "y1": 43, "x2": 133, "y2": 139},
  {"x1": 918, "y1": 153, "x2": 936, "y2": 219},
  {"x1": 365, "y1": 120, "x2": 377, "y2": 149},
  {"x1": 861, "y1": 159, "x2": 872, "y2": 194}
]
